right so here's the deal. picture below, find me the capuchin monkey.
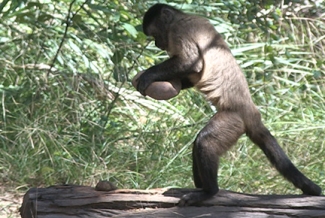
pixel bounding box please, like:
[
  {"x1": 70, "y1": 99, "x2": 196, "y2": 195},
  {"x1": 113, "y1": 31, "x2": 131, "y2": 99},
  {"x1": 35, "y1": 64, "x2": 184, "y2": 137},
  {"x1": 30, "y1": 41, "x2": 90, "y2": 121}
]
[{"x1": 136, "y1": 3, "x2": 322, "y2": 206}]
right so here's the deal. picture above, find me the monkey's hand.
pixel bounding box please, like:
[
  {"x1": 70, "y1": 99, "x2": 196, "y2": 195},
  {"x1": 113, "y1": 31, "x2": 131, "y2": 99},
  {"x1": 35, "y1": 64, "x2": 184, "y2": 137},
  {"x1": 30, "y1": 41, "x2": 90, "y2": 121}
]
[
  {"x1": 132, "y1": 71, "x2": 181, "y2": 100},
  {"x1": 136, "y1": 70, "x2": 155, "y2": 96}
]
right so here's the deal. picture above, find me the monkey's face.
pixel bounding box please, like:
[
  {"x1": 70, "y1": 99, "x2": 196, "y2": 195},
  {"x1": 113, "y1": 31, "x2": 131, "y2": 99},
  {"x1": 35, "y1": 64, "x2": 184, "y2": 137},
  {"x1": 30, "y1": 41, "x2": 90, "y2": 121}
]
[
  {"x1": 144, "y1": 20, "x2": 169, "y2": 51},
  {"x1": 154, "y1": 34, "x2": 168, "y2": 50}
]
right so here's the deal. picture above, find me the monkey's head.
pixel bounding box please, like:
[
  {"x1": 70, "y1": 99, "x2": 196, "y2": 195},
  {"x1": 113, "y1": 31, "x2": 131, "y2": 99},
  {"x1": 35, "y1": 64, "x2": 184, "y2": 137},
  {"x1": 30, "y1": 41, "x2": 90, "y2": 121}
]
[{"x1": 142, "y1": 4, "x2": 183, "y2": 50}]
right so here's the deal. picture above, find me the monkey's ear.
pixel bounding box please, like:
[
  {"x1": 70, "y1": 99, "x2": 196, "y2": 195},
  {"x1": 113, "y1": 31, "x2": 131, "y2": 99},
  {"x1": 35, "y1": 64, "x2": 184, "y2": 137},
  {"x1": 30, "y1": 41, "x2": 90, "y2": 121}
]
[{"x1": 161, "y1": 7, "x2": 174, "y2": 24}]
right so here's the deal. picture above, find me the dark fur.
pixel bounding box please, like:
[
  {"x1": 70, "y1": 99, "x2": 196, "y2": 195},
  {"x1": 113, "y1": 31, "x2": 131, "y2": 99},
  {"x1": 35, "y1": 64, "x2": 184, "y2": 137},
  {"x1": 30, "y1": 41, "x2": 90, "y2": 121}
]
[{"x1": 138, "y1": 3, "x2": 322, "y2": 206}]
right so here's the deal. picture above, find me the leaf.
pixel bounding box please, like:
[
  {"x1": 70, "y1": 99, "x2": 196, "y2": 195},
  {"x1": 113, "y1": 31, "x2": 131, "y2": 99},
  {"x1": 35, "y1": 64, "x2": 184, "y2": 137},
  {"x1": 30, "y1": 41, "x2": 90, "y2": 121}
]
[
  {"x1": 122, "y1": 23, "x2": 138, "y2": 38},
  {"x1": 313, "y1": 70, "x2": 322, "y2": 79},
  {"x1": 112, "y1": 50, "x2": 124, "y2": 64},
  {"x1": 68, "y1": 40, "x2": 82, "y2": 55},
  {"x1": 113, "y1": 65, "x2": 126, "y2": 83}
]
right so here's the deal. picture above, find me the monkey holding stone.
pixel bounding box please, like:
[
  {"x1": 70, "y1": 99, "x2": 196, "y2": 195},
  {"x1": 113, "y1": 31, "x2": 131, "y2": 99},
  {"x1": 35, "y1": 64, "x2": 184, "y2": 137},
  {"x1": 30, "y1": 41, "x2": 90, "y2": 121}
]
[
  {"x1": 133, "y1": 3, "x2": 321, "y2": 206},
  {"x1": 132, "y1": 71, "x2": 181, "y2": 100}
]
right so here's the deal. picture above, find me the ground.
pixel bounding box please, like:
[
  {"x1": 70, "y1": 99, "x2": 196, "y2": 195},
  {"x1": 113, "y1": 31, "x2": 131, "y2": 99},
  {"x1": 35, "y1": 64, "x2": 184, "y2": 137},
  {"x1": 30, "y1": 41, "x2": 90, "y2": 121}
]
[{"x1": 0, "y1": 186, "x2": 23, "y2": 218}]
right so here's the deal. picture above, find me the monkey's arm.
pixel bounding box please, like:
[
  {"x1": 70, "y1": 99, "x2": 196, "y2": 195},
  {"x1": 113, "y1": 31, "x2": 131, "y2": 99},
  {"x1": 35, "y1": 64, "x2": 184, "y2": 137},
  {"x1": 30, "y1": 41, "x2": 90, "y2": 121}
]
[
  {"x1": 180, "y1": 78, "x2": 194, "y2": 89},
  {"x1": 137, "y1": 54, "x2": 202, "y2": 95}
]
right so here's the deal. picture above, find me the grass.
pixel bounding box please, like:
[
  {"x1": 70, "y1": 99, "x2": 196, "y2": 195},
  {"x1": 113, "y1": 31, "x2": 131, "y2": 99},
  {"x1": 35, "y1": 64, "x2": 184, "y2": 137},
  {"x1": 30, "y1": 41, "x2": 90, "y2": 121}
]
[{"x1": 1, "y1": 80, "x2": 324, "y2": 195}]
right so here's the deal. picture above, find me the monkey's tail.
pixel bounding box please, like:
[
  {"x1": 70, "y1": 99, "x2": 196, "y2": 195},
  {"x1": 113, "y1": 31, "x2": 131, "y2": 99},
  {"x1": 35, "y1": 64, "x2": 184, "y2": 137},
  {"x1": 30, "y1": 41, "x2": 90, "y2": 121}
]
[{"x1": 246, "y1": 123, "x2": 322, "y2": 196}]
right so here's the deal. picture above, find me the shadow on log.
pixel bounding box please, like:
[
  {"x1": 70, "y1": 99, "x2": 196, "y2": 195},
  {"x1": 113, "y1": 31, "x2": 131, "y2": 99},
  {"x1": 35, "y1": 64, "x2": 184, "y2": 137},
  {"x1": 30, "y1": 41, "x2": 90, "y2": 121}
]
[{"x1": 20, "y1": 183, "x2": 325, "y2": 218}]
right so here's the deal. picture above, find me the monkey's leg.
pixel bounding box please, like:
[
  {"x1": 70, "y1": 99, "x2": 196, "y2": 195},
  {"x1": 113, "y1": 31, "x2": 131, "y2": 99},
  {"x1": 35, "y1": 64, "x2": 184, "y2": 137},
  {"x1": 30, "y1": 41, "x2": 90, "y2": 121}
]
[
  {"x1": 247, "y1": 121, "x2": 321, "y2": 196},
  {"x1": 179, "y1": 111, "x2": 245, "y2": 206}
]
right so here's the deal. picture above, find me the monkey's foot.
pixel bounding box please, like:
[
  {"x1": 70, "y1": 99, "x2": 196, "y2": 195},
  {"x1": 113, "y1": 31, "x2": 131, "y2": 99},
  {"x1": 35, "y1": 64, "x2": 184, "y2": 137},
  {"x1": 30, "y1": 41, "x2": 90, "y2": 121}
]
[
  {"x1": 178, "y1": 191, "x2": 216, "y2": 207},
  {"x1": 301, "y1": 181, "x2": 322, "y2": 196}
]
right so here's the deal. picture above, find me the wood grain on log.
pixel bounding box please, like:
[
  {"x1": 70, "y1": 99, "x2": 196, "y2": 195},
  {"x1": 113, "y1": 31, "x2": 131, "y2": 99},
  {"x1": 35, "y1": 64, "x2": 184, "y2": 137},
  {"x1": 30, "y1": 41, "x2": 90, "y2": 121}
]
[{"x1": 20, "y1": 185, "x2": 325, "y2": 218}]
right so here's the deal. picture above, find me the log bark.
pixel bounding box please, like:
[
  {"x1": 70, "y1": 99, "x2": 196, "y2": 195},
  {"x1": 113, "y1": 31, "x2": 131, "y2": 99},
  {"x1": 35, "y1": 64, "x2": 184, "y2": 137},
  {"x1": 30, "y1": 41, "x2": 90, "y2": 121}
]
[{"x1": 20, "y1": 184, "x2": 325, "y2": 218}]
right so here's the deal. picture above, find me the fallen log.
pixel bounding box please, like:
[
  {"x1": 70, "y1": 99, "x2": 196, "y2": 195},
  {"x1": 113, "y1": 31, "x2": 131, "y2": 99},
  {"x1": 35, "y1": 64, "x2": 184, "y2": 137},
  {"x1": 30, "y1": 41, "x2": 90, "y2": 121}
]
[{"x1": 20, "y1": 183, "x2": 325, "y2": 218}]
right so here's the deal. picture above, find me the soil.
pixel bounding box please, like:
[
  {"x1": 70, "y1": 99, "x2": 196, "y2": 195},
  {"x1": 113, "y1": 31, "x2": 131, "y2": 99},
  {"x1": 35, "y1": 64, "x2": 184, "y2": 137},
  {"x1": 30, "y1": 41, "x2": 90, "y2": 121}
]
[{"x1": 0, "y1": 186, "x2": 23, "y2": 218}]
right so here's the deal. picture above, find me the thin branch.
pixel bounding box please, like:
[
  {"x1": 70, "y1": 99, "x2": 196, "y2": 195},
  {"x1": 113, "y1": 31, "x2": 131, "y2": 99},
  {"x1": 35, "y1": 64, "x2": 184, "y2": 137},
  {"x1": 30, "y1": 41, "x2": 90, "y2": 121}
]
[{"x1": 47, "y1": 0, "x2": 90, "y2": 78}]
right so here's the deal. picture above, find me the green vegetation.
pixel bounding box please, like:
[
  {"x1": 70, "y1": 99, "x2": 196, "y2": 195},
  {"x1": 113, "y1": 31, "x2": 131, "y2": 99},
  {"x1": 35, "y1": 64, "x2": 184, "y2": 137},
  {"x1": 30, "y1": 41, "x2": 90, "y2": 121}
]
[{"x1": 0, "y1": 0, "x2": 324, "y2": 199}]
